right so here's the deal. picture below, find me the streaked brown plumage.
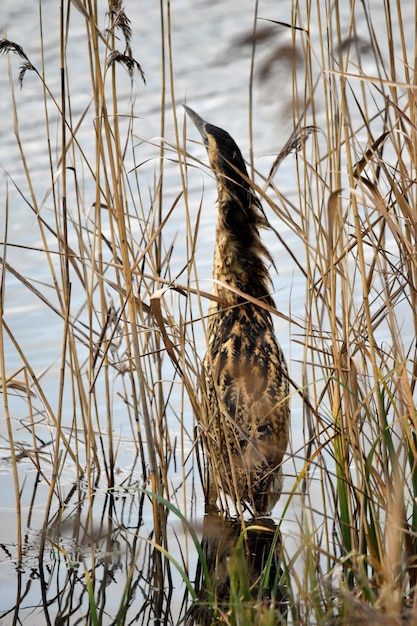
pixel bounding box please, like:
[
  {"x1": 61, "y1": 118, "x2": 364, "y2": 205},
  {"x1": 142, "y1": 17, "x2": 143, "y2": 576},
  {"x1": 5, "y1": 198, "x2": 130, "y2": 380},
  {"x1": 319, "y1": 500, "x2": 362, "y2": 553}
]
[{"x1": 185, "y1": 105, "x2": 290, "y2": 516}]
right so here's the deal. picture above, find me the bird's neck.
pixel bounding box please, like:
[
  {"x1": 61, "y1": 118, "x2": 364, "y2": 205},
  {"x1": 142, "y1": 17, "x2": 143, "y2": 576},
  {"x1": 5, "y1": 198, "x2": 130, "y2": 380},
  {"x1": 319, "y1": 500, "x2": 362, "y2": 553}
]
[{"x1": 211, "y1": 195, "x2": 275, "y2": 308}]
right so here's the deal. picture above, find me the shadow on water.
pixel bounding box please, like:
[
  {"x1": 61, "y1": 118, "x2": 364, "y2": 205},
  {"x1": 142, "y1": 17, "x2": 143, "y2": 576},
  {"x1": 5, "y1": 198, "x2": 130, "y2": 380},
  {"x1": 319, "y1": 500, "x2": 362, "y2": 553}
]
[{"x1": 186, "y1": 511, "x2": 288, "y2": 625}]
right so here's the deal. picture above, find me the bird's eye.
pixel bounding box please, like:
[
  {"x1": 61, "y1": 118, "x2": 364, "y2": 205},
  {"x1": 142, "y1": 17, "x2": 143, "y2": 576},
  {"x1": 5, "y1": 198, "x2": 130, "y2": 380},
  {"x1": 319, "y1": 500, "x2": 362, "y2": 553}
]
[{"x1": 258, "y1": 423, "x2": 272, "y2": 438}]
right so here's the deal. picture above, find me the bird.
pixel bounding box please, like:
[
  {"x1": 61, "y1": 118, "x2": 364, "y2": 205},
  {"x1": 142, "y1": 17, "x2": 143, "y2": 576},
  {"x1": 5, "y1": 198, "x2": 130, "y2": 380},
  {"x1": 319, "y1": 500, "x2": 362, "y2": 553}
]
[{"x1": 184, "y1": 105, "x2": 290, "y2": 516}]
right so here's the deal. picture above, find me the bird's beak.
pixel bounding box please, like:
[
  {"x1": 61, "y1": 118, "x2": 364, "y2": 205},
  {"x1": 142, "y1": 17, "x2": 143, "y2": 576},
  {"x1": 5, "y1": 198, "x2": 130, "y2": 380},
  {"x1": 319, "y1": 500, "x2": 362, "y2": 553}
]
[{"x1": 183, "y1": 104, "x2": 207, "y2": 140}]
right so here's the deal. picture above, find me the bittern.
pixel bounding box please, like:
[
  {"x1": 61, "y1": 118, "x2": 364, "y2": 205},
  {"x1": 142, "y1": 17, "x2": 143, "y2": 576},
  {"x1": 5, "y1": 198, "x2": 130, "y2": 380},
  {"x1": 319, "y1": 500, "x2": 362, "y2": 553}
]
[{"x1": 184, "y1": 105, "x2": 290, "y2": 516}]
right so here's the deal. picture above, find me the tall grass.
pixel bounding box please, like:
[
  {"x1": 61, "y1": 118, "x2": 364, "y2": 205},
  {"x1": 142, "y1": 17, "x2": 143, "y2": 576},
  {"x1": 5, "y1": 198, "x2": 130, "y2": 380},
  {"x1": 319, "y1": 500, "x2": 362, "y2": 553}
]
[
  {"x1": 273, "y1": 1, "x2": 417, "y2": 623},
  {"x1": 0, "y1": 0, "x2": 416, "y2": 624}
]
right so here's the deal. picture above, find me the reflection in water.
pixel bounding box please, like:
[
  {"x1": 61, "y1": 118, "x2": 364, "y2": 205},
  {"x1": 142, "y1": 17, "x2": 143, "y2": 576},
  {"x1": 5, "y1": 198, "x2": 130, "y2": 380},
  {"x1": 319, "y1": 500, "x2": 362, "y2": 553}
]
[
  {"x1": 0, "y1": 478, "x2": 182, "y2": 625},
  {"x1": 1, "y1": 472, "x2": 288, "y2": 624},
  {"x1": 187, "y1": 511, "x2": 288, "y2": 625}
]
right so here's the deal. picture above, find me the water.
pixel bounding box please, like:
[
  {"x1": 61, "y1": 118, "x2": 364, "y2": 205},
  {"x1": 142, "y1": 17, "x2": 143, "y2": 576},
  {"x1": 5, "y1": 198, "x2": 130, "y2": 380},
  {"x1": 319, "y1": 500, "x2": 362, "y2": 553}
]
[{"x1": 0, "y1": 0, "x2": 416, "y2": 623}]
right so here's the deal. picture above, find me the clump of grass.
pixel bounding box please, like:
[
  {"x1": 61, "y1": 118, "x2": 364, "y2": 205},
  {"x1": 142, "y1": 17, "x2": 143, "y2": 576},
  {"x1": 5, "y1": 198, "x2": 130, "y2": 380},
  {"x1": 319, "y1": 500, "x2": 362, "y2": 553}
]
[
  {"x1": 0, "y1": 1, "x2": 201, "y2": 622},
  {"x1": 261, "y1": 1, "x2": 417, "y2": 623}
]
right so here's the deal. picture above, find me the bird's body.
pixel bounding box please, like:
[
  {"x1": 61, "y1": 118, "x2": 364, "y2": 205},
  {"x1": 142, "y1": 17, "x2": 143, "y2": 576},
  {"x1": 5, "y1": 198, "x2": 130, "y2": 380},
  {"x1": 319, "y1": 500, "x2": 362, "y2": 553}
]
[{"x1": 185, "y1": 106, "x2": 290, "y2": 515}]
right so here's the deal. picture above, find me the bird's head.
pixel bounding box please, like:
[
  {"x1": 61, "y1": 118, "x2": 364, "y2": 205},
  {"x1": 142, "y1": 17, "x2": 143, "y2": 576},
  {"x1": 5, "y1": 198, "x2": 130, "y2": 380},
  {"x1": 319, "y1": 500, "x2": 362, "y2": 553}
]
[
  {"x1": 184, "y1": 104, "x2": 250, "y2": 199},
  {"x1": 183, "y1": 105, "x2": 275, "y2": 299}
]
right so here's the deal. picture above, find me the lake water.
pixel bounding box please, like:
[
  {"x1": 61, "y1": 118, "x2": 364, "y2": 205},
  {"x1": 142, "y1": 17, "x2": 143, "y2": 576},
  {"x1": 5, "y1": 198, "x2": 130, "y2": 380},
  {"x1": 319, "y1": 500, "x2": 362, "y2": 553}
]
[{"x1": 0, "y1": 0, "x2": 415, "y2": 623}]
